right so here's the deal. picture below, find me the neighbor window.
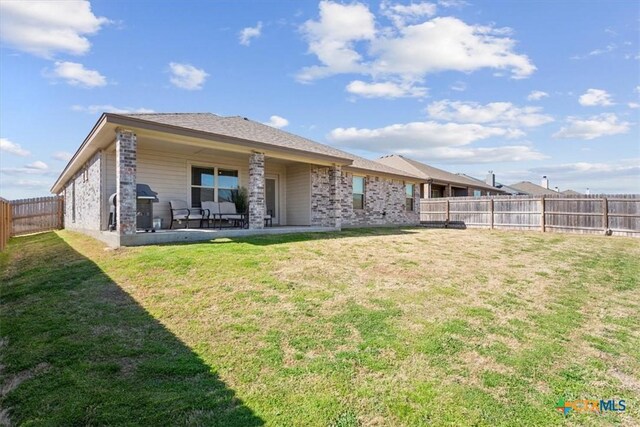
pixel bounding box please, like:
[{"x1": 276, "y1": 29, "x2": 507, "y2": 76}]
[
  {"x1": 474, "y1": 190, "x2": 482, "y2": 197},
  {"x1": 353, "y1": 176, "x2": 365, "y2": 209},
  {"x1": 191, "y1": 166, "x2": 239, "y2": 207},
  {"x1": 406, "y1": 184, "x2": 414, "y2": 211}
]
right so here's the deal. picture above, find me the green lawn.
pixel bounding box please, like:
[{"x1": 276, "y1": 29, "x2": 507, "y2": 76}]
[{"x1": 1, "y1": 228, "x2": 638, "y2": 426}]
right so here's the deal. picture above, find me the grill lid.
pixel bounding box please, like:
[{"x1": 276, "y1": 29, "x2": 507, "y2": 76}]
[{"x1": 136, "y1": 183, "x2": 159, "y2": 202}]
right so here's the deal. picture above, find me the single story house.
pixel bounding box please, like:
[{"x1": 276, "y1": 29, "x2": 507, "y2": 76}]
[
  {"x1": 508, "y1": 179, "x2": 559, "y2": 196},
  {"x1": 51, "y1": 113, "x2": 422, "y2": 247},
  {"x1": 376, "y1": 155, "x2": 506, "y2": 198},
  {"x1": 456, "y1": 173, "x2": 528, "y2": 196}
]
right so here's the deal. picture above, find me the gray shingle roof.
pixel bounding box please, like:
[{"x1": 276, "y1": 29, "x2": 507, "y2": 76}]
[
  {"x1": 509, "y1": 181, "x2": 559, "y2": 196},
  {"x1": 117, "y1": 113, "x2": 421, "y2": 179},
  {"x1": 377, "y1": 155, "x2": 503, "y2": 191}
]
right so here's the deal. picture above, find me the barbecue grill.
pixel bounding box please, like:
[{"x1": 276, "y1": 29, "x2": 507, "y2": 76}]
[{"x1": 108, "y1": 184, "x2": 159, "y2": 232}]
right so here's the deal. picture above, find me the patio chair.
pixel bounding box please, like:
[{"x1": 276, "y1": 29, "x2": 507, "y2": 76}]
[
  {"x1": 264, "y1": 208, "x2": 273, "y2": 227},
  {"x1": 219, "y1": 202, "x2": 247, "y2": 229},
  {"x1": 201, "y1": 201, "x2": 220, "y2": 228},
  {"x1": 169, "y1": 200, "x2": 205, "y2": 229}
]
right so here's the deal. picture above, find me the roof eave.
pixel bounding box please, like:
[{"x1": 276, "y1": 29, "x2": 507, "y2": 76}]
[
  {"x1": 50, "y1": 113, "x2": 110, "y2": 194},
  {"x1": 105, "y1": 114, "x2": 354, "y2": 165}
]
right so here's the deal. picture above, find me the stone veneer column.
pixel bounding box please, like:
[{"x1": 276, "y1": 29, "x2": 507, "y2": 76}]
[
  {"x1": 248, "y1": 152, "x2": 265, "y2": 229},
  {"x1": 329, "y1": 165, "x2": 342, "y2": 228},
  {"x1": 116, "y1": 129, "x2": 137, "y2": 235}
]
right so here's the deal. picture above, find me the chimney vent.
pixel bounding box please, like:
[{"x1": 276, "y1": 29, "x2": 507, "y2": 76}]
[
  {"x1": 485, "y1": 171, "x2": 495, "y2": 187},
  {"x1": 541, "y1": 176, "x2": 549, "y2": 189}
]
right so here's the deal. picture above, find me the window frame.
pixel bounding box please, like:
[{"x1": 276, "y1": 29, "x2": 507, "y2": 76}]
[
  {"x1": 405, "y1": 183, "x2": 414, "y2": 212},
  {"x1": 352, "y1": 175, "x2": 365, "y2": 210},
  {"x1": 188, "y1": 163, "x2": 240, "y2": 207}
]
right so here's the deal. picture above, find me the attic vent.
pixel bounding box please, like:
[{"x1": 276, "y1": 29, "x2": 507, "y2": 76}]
[{"x1": 243, "y1": 117, "x2": 249, "y2": 121}]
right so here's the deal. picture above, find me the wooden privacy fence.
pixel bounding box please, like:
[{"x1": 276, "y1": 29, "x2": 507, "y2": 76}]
[
  {"x1": 6, "y1": 196, "x2": 64, "y2": 239},
  {"x1": 0, "y1": 198, "x2": 10, "y2": 251},
  {"x1": 420, "y1": 194, "x2": 640, "y2": 237}
]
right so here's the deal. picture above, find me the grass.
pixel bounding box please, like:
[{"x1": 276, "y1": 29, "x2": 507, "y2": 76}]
[{"x1": 1, "y1": 228, "x2": 639, "y2": 426}]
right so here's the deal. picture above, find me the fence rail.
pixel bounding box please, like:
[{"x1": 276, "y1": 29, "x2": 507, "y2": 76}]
[
  {"x1": 420, "y1": 194, "x2": 640, "y2": 237},
  {"x1": 8, "y1": 196, "x2": 65, "y2": 238}
]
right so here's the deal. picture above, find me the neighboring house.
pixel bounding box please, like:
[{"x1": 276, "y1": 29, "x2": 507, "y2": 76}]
[
  {"x1": 51, "y1": 113, "x2": 422, "y2": 247},
  {"x1": 376, "y1": 155, "x2": 506, "y2": 198},
  {"x1": 508, "y1": 179, "x2": 559, "y2": 196},
  {"x1": 456, "y1": 172, "x2": 526, "y2": 196},
  {"x1": 561, "y1": 189, "x2": 581, "y2": 196}
]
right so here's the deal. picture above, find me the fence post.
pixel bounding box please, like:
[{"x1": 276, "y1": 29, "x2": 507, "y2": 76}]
[
  {"x1": 603, "y1": 197, "x2": 609, "y2": 232},
  {"x1": 540, "y1": 196, "x2": 546, "y2": 232},
  {"x1": 489, "y1": 198, "x2": 494, "y2": 229},
  {"x1": 445, "y1": 199, "x2": 450, "y2": 223}
]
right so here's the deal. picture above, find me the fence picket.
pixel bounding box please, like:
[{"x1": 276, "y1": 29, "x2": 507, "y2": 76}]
[{"x1": 420, "y1": 194, "x2": 639, "y2": 237}]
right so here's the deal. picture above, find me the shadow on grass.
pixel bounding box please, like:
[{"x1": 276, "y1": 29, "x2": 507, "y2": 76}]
[
  {"x1": 0, "y1": 232, "x2": 263, "y2": 426},
  {"x1": 168, "y1": 226, "x2": 426, "y2": 247}
]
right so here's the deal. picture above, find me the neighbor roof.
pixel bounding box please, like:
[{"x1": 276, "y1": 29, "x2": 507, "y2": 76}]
[
  {"x1": 377, "y1": 155, "x2": 505, "y2": 192},
  {"x1": 509, "y1": 181, "x2": 559, "y2": 196}
]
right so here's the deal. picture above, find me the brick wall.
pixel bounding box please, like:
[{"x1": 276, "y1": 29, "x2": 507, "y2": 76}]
[
  {"x1": 310, "y1": 166, "x2": 420, "y2": 227},
  {"x1": 63, "y1": 152, "x2": 102, "y2": 231}
]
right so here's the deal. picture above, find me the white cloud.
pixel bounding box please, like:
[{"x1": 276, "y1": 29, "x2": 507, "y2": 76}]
[
  {"x1": 426, "y1": 100, "x2": 554, "y2": 127},
  {"x1": 450, "y1": 81, "x2": 466, "y2": 92},
  {"x1": 579, "y1": 88, "x2": 614, "y2": 106},
  {"x1": 330, "y1": 121, "x2": 524, "y2": 148},
  {"x1": 264, "y1": 115, "x2": 289, "y2": 128},
  {"x1": 527, "y1": 90, "x2": 549, "y2": 101},
  {"x1": 346, "y1": 80, "x2": 427, "y2": 98},
  {"x1": 298, "y1": 2, "x2": 535, "y2": 87},
  {"x1": 372, "y1": 17, "x2": 534, "y2": 79},
  {"x1": 0, "y1": 0, "x2": 109, "y2": 58},
  {"x1": 50, "y1": 61, "x2": 106, "y2": 87},
  {"x1": 71, "y1": 105, "x2": 155, "y2": 114},
  {"x1": 168, "y1": 62, "x2": 209, "y2": 90},
  {"x1": 381, "y1": 1, "x2": 437, "y2": 28},
  {"x1": 0, "y1": 138, "x2": 30, "y2": 157},
  {"x1": 408, "y1": 144, "x2": 547, "y2": 163},
  {"x1": 553, "y1": 113, "x2": 630, "y2": 140},
  {"x1": 239, "y1": 21, "x2": 263, "y2": 46},
  {"x1": 438, "y1": 0, "x2": 468, "y2": 7},
  {"x1": 25, "y1": 161, "x2": 48, "y2": 170},
  {"x1": 297, "y1": 1, "x2": 375, "y2": 82},
  {"x1": 52, "y1": 151, "x2": 73, "y2": 161},
  {"x1": 628, "y1": 102, "x2": 640, "y2": 109},
  {"x1": 636, "y1": 86, "x2": 640, "y2": 94}
]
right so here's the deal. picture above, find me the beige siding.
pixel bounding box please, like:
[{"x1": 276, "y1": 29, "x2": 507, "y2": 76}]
[
  {"x1": 135, "y1": 145, "x2": 247, "y2": 228},
  {"x1": 286, "y1": 163, "x2": 311, "y2": 226}
]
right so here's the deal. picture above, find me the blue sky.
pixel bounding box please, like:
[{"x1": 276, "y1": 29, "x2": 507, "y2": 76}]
[{"x1": 1, "y1": 0, "x2": 639, "y2": 199}]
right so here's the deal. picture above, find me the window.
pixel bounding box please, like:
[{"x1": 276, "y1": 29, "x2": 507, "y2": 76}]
[
  {"x1": 353, "y1": 176, "x2": 365, "y2": 209},
  {"x1": 217, "y1": 169, "x2": 239, "y2": 202},
  {"x1": 190, "y1": 166, "x2": 239, "y2": 207},
  {"x1": 191, "y1": 166, "x2": 215, "y2": 207},
  {"x1": 406, "y1": 184, "x2": 414, "y2": 211},
  {"x1": 473, "y1": 190, "x2": 482, "y2": 197}
]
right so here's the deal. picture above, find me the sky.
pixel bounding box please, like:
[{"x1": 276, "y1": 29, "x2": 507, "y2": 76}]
[{"x1": 1, "y1": 0, "x2": 639, "y2": 199}]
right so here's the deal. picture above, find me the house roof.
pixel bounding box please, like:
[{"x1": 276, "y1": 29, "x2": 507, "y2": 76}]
[
  {"x1": 376, "y1": 155, "x2": 505, "y2": 192},
  {"x1": 51, "y1": 113, "x2": 421, "y2": 193},
  {"x1": 561, "y1": 189, "x2": 581, "y2": 195},
  {"x1": 508, "y1": 181, "x2": 559, "y2": 196},
  {"x1": 118, "y1": 113, "x2": 421, "y2": 179}
]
